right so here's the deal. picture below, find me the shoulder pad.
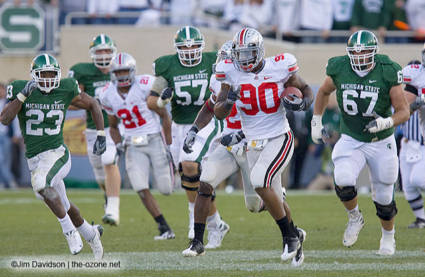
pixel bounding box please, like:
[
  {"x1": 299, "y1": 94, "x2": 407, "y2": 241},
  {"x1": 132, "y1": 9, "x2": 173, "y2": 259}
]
[
  {"x1": 7, "y1": 80, "x2": 27, "y2": 100},
  {"x1": 209, "y1": 74, "x2": 221, "y2": 98},
  {"x1": 153, "y1": 55, "x2": 174, "y2": 76},
  {"x1": 379, "y1": 56, "x2": 402, "y2": 85},
  {"x1": 215, "y1": 60, "x2": 233, "y2": 81},
  {"x1": 402, "y1": 64, "x2": 422, "y2": 84},
  {"x1": 326, "y1": 55, "x2": 347, "y2": 76},
  {"x1": 271, "y1": 53, "x2": 299, "y2": 73},
  {"x1": 136, "y1": 74, "x2": 154, "y2": 89}
]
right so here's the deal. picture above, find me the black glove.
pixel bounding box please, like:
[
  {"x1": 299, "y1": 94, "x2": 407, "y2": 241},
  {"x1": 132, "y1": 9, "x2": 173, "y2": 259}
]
[
  {"x1": 93, "y1": 135, "x2": 106, "y2": 155},
  {"x1": 282, "y1": 94, "x2": 310, "y2": 111},
  {"x1": 183, "y1": 125, "x2": 199, "y2": 153},
  {"x1": 21, "y1": 80, "x2": 38, "y2": 98},
  {"x1": 227, "y1": 86, "x2": 241, "y2": 105},
  {"x1": 160, "y1": 87, "x2": 173, "y2": 100},
  {"x1": 221, "y1": 130, "x2": 245, "y2": 147}
]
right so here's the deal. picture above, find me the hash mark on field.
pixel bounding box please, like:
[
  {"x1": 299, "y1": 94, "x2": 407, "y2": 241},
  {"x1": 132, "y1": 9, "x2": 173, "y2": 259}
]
[{"x1": 1, "y1": 250, "x2": 425, "y2": 272}]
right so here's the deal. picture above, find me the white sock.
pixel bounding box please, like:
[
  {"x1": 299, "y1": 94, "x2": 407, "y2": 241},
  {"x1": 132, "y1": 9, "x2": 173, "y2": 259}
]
[
  {"x1": 58, "y1": 214, "x2": 75, "y2": 234},
  {"x1": 188, "y1": 202, "x2": 194, "y2": 226},
  {"x1": 381, "y1": 227, "x2": 395, "y2": 238},
  {"x1": 77, "y1": 220, "x2": 96, "y2": 241},
  {"x1": 413, "y1": 209, "x2": 425, "y2": 220},
  {"x1": 106, "y1": 196, "x2": 120, "y2": 215},
  {"x1": 207, "y1": 211, "x2": 221, "y2": 230}
]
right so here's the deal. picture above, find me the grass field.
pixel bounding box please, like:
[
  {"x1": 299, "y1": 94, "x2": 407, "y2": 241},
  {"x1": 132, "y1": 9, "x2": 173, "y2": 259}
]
[{"x1": 0, "y1": 189, "x2": 424, "y2": 277}]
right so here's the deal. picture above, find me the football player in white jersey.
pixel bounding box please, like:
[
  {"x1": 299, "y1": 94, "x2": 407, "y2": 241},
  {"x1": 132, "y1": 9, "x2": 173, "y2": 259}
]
[
  {"x1": 214, "y1": 28, "x2": 314, "y2": 262},
  {"x1": 401, "y1": 49, "x2": 425, "y2": 228},
  {"x1": 99, "y1": 53, "x2": 175, "y2": 240}
]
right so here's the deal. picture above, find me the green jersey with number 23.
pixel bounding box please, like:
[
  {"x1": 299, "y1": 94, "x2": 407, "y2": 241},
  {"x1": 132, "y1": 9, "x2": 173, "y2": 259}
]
[
  {"x1": 153, "y1": 52, "x2": 217, "y2": 124},
  {"x1": 327, "y1": 54, "x2": 402, "y2": 142},
  {"x1": 7, "y1": 78, "x2": 81, "y2": 158}
]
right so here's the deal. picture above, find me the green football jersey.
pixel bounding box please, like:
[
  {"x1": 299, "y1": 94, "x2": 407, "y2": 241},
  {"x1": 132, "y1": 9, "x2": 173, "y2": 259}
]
[
  {"x1": 326, "y1": 54, "x2": 402, "y2": 142},
  {"x1": 153, "y1": 52, "x2": 217, "y2": 124},
  {"x1": 7, "y1": 78, "x2": 81, "y2": 158},
  {"x1": 326, "y1": 55, "x2": 403, "y2": 142},
  {"x1": 69, "y1": 62, "x2": 109, "y2": 129}
]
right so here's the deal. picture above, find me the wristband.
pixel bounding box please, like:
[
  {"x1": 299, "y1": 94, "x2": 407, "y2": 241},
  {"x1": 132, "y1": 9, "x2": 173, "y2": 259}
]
[
  {"x1": 17, "y1": 93, "x2": 27, "y2": 103},
  {"x1": 97, "y1": 130, "x2": 106, "y2": 136}
]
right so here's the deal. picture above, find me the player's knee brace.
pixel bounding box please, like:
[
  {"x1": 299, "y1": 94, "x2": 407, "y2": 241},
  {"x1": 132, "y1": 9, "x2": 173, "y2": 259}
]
[
  {"x1": 335, "y1": 185, "x2": 357, "y2": 202},
  {"x1": 374, "y1": 200, "x2": 398, "y2": 221},
  {"x1": 198, "y1": 182, "x2": 214, "y2": 199},
  {"x1": 181, "y1": 163, "x2": 201, "y2": 191}
]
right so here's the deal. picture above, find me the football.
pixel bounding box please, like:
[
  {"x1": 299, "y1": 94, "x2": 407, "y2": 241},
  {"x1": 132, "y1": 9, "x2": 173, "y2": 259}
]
[{"x1": 281, "y1": 86, "x2": 303, "y2": 101}]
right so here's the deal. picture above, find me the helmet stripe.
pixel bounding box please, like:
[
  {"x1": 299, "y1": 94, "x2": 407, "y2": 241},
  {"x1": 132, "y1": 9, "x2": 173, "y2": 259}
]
[
  {"x1": 44, "y1": 53, "x2": 50, "y2": 65},
  {"x1": 239, "y1": 28, "x2": 246, "y2": 45},
  {"x1": 101, "y1": 34, "x2": 105, "y2": 44},
  {"x1": 119, "y1": 53, "x2": 122, "y2": 65},
  {"x1": 185, "y1": 26, "x2": 190, "y2": 40},
  {"x1": 357, "y1": 30, "x2": 363, "y2": 45}
]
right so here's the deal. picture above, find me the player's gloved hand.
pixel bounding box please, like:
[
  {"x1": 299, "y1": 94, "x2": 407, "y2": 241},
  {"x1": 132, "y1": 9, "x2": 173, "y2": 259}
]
[
  {"x1": 283, "y1": 95, "x2": 311, "y2": 111},
  {"x1": 157, "y1": 87, "x2": 173, "y2": 108},
  {"x1": 226, "y1": 85, "x2": 241, "y2": 105},
  {"x1": 410, "y1": 94, "x2": 425, "y2": 111},
  {"x1": 93, "y1": 131, "x2": 106, "y2": 155},
  {"x1": 161, "y1": 87, "x2": 173, "y2": 100},
  {"x1": 363, "y1": 112, "x2": 394, "y2": 133},
  {"x1": 183, "y1": 125, "x2": 199, "y2": 153},
  {"x1": 17, "y1": 80, "x2": 38, "y2": 102},
  {"x1": 220, "y1": 130, "x2": 245, "y2": 147},
  {"x1": 311, "y1": 115, "x2": 324, "y2": 144}
]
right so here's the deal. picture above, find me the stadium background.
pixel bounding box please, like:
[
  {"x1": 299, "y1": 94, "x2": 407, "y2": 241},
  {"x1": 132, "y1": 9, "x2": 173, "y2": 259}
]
[{"x1": 0, "y1": 1, "x2": 423, "y2": 190}]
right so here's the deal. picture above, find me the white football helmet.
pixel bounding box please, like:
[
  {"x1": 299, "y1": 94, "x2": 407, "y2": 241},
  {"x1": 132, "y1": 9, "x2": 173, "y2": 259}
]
[
  {"x1": 110, "y1": 52, "x2": 136, "y2": 87},
  {"x1": 212, "y1": 40, "x2": 233, "y2": 73},
  {"x1": 231, "y1": 28, "x2": 264, "y2": 72}
]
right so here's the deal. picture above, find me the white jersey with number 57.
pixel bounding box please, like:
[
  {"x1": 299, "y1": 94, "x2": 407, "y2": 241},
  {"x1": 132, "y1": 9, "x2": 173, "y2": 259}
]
[
  {"x1": 99, "y1": 75, "x2": 161, "y2": 137},
  {"x1": 215, "y1": 54, "x2": 299, "y2": 140}
]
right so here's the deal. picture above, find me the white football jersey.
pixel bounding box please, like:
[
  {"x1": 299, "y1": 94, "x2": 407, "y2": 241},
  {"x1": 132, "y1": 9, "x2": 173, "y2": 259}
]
[
  {"x1": 209, "y1": 74, "x2": 241, "y2": 135},
  {"x1": 99, "y1": 75, "x2": 161, "y2": 137},
  {"x1": 215, "y1": 54, "x2": 298, "y2": 140},
  {"x1": 402, "y1": 63, "x2": 425, "y2": 136}
]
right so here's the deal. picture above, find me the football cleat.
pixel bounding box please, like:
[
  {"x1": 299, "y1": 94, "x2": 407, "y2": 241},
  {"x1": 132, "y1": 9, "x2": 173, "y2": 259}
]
[
  {"x1": 377, "y1": 235, "x2": 396, "y2": 255},
  {"x1": 154, "y1": 230, "x2": 176, "y2": 241},
  {"x1": 408, "y1": 217, "x2": 425, "y2": 229},
  {"x1": 182, "y1": 239, "x2": 205, "y2": 257},
  {"x1": 343, "y1": 211, "x2": 364, "y2": 247},
  {"x1": 87, "y1": 224, "x2": 104, "y2": 260},
  {"x1": 281, "y1": 236, "x2": 300, "y2": 261},
  {"x1": 64, "y1": 229, "x2": 83, "y2": 255},
  {"x1": 205, "y1": 221, "x2": 230, "y2": 249},
  {"x1": 102, "y1": 213, "x2": 119, "y2": 226},
  {"x1": 291, "y1": 227, "x2": 306, "y2": 267}
]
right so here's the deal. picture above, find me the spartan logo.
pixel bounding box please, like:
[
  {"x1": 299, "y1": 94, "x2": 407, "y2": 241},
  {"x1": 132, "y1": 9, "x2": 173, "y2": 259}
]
[{"x1": 0, "y1": 3, "x2": 44, "y2": 52}]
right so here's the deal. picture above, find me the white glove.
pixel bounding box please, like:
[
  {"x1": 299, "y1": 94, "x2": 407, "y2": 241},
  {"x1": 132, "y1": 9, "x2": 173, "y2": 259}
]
[
  {"x1": 363, "y1": 116, "x2": 394, "y2": 133},
  {"x1": 311, "y1": 115, "x2": 324, "y2": 144}
]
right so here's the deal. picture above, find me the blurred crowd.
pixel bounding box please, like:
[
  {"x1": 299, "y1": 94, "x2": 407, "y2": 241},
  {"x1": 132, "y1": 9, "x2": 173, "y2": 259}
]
[{"x1": 1, "y1": 0, "x2": 425, "y2": 43}]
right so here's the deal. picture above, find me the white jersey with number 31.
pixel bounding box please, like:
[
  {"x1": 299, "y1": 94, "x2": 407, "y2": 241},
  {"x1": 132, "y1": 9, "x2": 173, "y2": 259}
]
[
  {"x1": 99, "y1": 75, "x2": 161, "y2": 137},
  {"x1": 215, "y1": 53, "x2": 299, "y2": 140}
]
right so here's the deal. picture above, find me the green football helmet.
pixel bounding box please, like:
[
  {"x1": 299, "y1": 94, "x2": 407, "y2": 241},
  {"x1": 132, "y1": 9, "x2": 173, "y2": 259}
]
[
  {"x1": 89, "y1": 34, "x2": 117, "y2": 68},
  {"x1": 346, "y1": 30, "x2": 378, "y2": 74},
  {"x1": 30, "y1": 53, "x2": 61, "y2": 93},
  {"x1": 174, "y1": 26, "x2": 205, "y2": 67}
]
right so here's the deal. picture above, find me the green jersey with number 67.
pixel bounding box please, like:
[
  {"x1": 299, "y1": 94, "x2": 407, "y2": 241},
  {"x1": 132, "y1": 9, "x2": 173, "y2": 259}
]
[
  {"x1": 68, "y1": 62, "x2": 109, "y2": 129},
  {"x1": 153, "y1": 52, "x2": 217, "y2": 124},
  {"x1": 7, "y1": 78, "x2": 81, "y2": 158},
  {"x1": 327, "y1": 54, "x2": 402, "y2": 142}
]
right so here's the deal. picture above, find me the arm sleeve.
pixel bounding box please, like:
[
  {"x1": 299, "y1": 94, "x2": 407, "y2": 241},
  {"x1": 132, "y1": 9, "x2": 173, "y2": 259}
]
[{"x1": 383, "y1": 62, "x2": 403, "y2": 87}]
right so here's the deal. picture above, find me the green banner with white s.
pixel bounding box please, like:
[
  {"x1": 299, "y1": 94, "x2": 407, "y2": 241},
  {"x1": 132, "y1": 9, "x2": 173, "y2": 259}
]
[{"x1": 0, "y1": 3, "x2": 44, "y2": 53}]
